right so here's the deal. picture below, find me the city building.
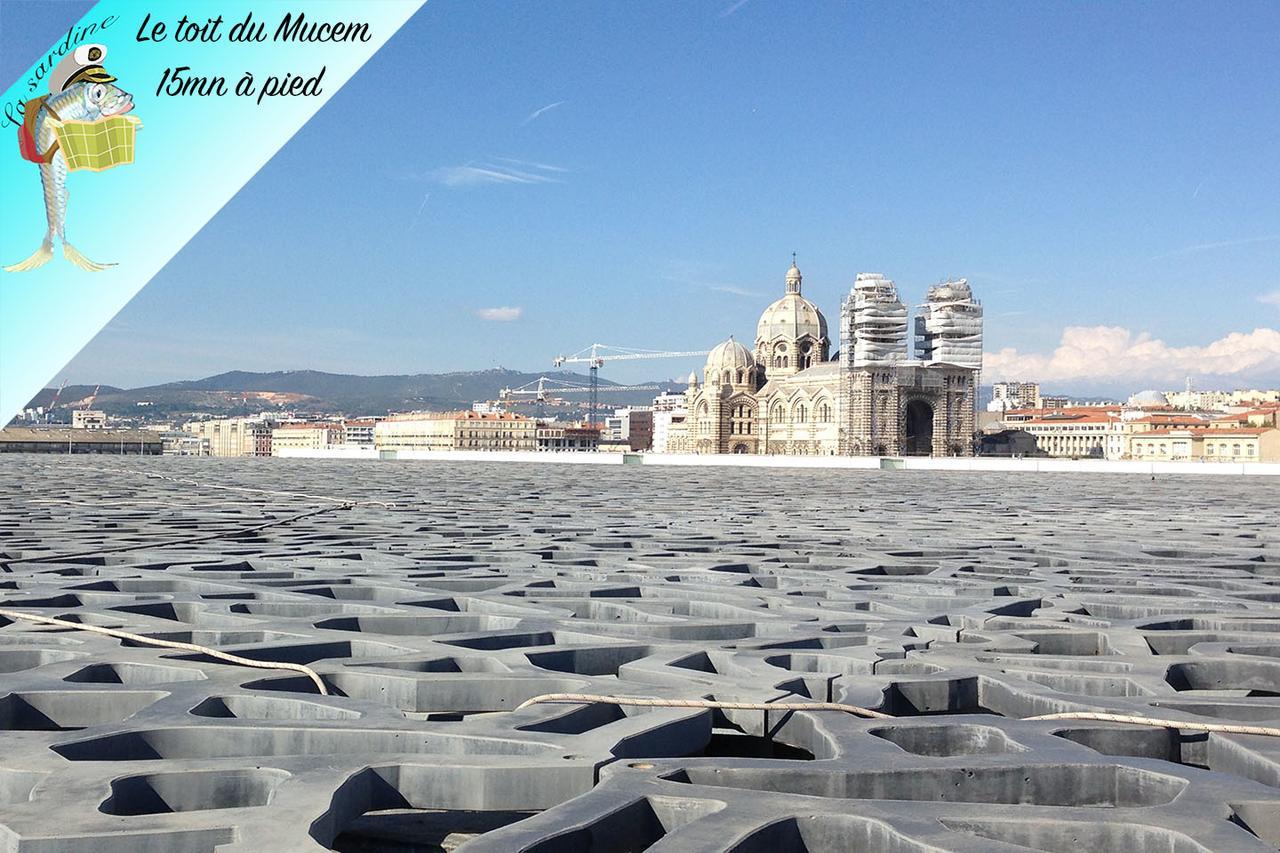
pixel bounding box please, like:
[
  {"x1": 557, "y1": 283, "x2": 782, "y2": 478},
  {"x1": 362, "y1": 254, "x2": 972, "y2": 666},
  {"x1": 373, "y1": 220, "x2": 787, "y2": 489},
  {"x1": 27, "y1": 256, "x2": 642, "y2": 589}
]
[
  {"x1": 1164, "y1": 388, "x2": 1280, "y2": 411},
  {"x1": 989, "y1": 381, "x2": 1041, "y2": 413},
  {"x1": 161, "y1": 432, "x2": 209, "y2": 456},
  {"x1": 1130, "y1": 428, "x2": 1279, "y2": 463},
  {"x1": 1011, "y1": 409, "x2": 1115, "y2": 458},
  {"x1": 71, "y1": 410, "x2": 107, "y2": 429},
  {"x1": 651, "y1": 392, "x2": 689, "y2": 454},
  {"x1": 184, "y1": 416, "x2": 275, "y2": 457},
  {"x1": 624, "y1": 409, "x2": 653, "y2": 450},
  {"x1": 536, "y1": 423, "x2": 600, "y2": 452},
  {"x1": 0, "y1": 427, "x2": 162, "y2": 455},
  {"x1": 603, "y1": 407, "x2": 654, "y2": 450},
  {"x1": 374, "y1": 411, "x2": 538, "y2": 452},
  {"x1": 684, "y1": 260, "x2": 980, "y2": 456},
  {"x1": 1038, "y1": 395, "x2": 1070, "y2": 410},
  {"x1": 341, "y1": 419, "x2": 379, "y2": 446},
  {"x1": 271, "y1": 423, "x2": 344, "y2": 455}
]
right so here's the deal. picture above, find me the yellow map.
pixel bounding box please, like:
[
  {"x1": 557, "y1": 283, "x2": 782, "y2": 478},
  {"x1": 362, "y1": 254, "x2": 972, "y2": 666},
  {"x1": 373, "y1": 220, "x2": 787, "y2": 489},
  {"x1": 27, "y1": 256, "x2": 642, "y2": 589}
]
[{"x1": 52, "y1": 115, "x2": 142, "y2": 172}]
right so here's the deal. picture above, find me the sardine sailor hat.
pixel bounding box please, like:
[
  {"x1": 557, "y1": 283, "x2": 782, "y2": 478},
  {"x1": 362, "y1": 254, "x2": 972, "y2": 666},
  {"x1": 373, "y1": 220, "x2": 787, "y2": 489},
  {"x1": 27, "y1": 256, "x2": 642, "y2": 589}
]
[{"x1": 49, "y1": 44, "x2": 116, "y2": 95}]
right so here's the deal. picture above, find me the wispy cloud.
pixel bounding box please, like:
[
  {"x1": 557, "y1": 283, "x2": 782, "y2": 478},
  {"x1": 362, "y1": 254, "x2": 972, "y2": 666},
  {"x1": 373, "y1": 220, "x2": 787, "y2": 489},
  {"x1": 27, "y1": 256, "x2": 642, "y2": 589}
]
[
  {"x1": 661, "y1": 272, "x2": 763, "y2": 299},
  {"x1": 1259, "y1": 289, "x2": 1280, "y2": 308},
  {"x1": 985, "y1": 325, "x2": 1280, "y2": 385},
  {"x1": 719, "y1": 0, "x2": 751, "y2": 17},
  {"x1": 407, "y1": 192, "x2": 430, "y2": 233},
  {"x1": 493, "y1": 157, "x2": 570, "y2": 173},
  {"x1": 475, "y1": 306, "x2": 523, "y2": 322},
  {"x1": 429, "y1": 162, "x2": 562, "y2": 187},
  {"x1": 709, "y1": 284, "x2": 766, "y2": 298},
  {"x1": 1150, "y1": 234, "x2": 1280, "y2": 261},
  {"x1": 521, "y1": 100, "x2": 566, "y2": 126}
]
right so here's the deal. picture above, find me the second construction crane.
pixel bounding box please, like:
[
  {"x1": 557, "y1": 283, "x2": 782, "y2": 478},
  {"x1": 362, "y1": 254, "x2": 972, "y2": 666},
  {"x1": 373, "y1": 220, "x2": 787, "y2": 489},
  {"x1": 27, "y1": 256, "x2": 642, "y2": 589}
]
[
  {"x1": 552, "y1": 343, "x2": 710, "y2": 424},
  {"x1": 499, "y1": 375, "x2": 661, "y2": 420}
]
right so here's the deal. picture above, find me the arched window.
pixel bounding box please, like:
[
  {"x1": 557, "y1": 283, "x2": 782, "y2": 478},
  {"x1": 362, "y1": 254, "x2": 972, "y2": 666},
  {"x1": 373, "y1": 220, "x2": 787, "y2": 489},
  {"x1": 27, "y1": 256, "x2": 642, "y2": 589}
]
[
  {"x1": 1232, "y1": 443, "x2": 1241, "y2": 456},
  {"x1": 736, "y1": 371, "x2": 743, "y2": 384},
  {"x1": 771, "y1": 404, "x2": 784, "y2": 423},
  {"x1": 818, "y1": 403, "x2": 831, "y2": 422},
  {"x1": 796, "y1": 404, "x2": 808, "y2": 422}
]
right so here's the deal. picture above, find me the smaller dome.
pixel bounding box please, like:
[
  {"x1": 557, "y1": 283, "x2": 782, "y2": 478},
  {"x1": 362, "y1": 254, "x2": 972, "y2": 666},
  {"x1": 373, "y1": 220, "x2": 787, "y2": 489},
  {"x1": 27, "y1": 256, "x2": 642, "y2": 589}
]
[
  {"x1": 704, "y1": 337, "x2": 756, "y2": 384},
  {"x1": 1128, "y1": 389, "x2": 1169, "y2": 408},
  {"x1": 686, "y1": 370, "x2": 698, "y2": 386}
]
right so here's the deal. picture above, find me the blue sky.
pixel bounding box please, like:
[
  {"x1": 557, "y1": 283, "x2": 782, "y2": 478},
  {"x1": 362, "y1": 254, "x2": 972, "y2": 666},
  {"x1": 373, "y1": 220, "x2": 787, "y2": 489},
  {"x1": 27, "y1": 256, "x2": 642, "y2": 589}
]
[{"x1": 5, "y1": 0, "x2": 1279, "y2": 394}]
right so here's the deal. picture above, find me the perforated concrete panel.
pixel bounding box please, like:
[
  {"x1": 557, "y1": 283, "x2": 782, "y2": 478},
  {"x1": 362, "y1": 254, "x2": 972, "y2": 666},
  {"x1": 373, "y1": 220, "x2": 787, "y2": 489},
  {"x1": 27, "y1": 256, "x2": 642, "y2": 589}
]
[{"x1": 0, "y1": 457, "x2": 1278, "y2": 851}]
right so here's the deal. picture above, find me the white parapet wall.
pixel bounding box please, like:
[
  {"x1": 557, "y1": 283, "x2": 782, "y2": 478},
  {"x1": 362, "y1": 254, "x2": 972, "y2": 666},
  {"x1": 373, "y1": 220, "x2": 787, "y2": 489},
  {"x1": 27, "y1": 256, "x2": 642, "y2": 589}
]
[
  {"x1": 275, "y1": 445, "x2": 380, "y2": 460},
  {"x1": 895, "y1": 456, "x2": 1278, "y2": 476},
  {"x1": 269, "y1": 446, "x2": 1280, "y2": 475},
  {"x1": 643, "y1": 453, "x2": 882, "y2": 470},
  {"x1": 388, "y1": 450, "x2": 625, "y2": 465}
]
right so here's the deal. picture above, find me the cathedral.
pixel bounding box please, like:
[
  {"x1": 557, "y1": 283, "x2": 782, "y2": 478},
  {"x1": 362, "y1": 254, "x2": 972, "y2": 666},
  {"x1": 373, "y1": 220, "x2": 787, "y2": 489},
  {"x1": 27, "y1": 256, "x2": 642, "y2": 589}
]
[{"x1": 684, "y1": 260, "x2": 982, "y2": 456}]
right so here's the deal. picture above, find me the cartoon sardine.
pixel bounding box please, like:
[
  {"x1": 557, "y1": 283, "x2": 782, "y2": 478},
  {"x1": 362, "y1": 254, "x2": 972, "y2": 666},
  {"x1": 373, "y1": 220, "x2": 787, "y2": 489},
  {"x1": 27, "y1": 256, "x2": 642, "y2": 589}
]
[{"x1": 6, "y1": 44, "x2": 133, "y2": 273}]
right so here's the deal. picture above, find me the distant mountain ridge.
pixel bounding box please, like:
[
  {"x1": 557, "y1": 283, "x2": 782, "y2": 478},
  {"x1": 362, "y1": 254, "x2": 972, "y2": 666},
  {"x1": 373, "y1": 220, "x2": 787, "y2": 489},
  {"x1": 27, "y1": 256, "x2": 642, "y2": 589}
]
[{"x1": 22, "y1": 369, "x2": 681, "y2": 420}]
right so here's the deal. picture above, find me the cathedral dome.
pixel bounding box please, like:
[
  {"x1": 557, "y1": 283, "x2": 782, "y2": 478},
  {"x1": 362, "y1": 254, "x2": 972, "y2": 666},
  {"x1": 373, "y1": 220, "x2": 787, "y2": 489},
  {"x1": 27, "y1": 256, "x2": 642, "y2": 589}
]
[
  {"x1": 756, "y1": 261, "x2": 828, "y2": 347},
  {"x1": 704, "y1": 337, "x2": 755, "y2": 385}
]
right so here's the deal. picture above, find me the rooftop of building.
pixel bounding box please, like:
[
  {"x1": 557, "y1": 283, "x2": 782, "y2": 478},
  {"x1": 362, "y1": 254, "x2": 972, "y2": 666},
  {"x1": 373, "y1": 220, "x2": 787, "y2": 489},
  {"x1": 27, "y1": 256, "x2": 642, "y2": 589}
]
[
  {"x1": 384, "y1": 411, "x2": 534, "y2": 422},
  {"x1": 1134, "y1": 426, "x2": 1273, "y2": 438},
  {"x1": 0, "y1": 427, "x2": 162, "y2": 443}
]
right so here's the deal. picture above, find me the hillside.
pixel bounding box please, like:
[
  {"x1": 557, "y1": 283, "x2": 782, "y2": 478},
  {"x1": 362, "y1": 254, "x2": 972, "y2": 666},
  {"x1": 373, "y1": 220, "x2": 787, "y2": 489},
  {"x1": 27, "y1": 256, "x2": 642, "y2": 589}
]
[{"x1": 21, "y1": 369, "x2": 682, "y2": 420}]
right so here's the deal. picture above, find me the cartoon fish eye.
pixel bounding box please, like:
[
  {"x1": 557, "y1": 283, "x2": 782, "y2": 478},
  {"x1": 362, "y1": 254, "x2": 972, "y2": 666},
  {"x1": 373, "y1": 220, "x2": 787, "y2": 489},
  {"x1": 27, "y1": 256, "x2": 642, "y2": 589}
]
[{"x1": 90, "y1": 84, "x2": 106, "y2": 102}]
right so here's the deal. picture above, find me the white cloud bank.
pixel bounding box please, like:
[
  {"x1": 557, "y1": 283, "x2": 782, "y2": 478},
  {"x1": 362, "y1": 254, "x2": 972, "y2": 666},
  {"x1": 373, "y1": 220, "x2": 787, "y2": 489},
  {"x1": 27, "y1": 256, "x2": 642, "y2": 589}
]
[
  {"x1": 984, "y1": 326, "x2": 1280, "y2": 386},
  {"x1": 475, "y1": 306, "x2": 523, "y2": 322}
]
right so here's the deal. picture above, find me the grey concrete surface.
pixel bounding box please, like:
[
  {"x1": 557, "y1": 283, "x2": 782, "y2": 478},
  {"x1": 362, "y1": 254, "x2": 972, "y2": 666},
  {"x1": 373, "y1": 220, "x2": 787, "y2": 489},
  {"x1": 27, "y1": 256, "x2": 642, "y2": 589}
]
[{"x1": 0, "y1": 456, "x2": 1277, "y2": 852}]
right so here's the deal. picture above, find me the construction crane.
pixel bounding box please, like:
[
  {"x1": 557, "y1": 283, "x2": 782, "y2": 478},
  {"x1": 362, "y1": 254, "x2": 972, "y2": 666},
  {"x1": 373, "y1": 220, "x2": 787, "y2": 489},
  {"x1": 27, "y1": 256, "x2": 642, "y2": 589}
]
[
  {"x1": 552, "y1": 343, "x2": 710, "y2": 424},
  {"x1": 80, "y1": 385, "x2": 100, "y2": 411},
  {"x1": 500, "y1": 376, "x2": 662, "y2": 420},
  {"x1": 44, "y1": 379, "x2": 68, "y2": 423}
]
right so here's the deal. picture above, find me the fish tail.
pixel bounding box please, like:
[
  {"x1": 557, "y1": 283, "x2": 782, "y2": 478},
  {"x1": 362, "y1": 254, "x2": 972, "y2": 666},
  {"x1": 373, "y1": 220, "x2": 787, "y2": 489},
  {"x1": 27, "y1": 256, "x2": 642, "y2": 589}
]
[
  {"x1": 62, "y1": 242, "x2": 115, "y2": 272},
  {"x1": 3, "y1": 240, "x2": 54, "y2": 273}
]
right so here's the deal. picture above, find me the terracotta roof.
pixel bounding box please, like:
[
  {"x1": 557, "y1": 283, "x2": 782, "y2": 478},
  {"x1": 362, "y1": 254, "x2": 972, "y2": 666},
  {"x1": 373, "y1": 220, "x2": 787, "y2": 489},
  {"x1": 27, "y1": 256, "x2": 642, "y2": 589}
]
[
  {"x1": 1134, "y1": 427, "x2": 1270, "y2": 438},
  {"x1": 1021, "y1": 412, "x2": 1114, "y2": 425},
  {"x1": 1200, "y1": 427, "x2": 1272, "y2": 436}
]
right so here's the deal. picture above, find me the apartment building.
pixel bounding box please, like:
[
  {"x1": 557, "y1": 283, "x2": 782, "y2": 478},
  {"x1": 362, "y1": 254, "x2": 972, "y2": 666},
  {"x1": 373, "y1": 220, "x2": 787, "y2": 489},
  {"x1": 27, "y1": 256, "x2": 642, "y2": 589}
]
[
  {"x1": 184, "y1": 416, "x2": 275, "y2": 457},
  {"x1": 375, "y1": 412, "x2": 537, "y2": 452},
  {"x1": 271, "y1": 423, "x2": 344, "y2": 455}
]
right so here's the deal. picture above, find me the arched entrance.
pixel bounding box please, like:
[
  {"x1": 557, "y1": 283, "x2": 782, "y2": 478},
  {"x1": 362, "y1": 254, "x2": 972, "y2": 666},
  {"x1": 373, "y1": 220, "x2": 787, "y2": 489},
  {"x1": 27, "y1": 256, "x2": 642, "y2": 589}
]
[
  {"x1": 732, "y1": 443, "x2": 748, "y2": 454},
  {"x1": 904, "y1": 400, "x2": 934, "y2": 456}
]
